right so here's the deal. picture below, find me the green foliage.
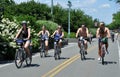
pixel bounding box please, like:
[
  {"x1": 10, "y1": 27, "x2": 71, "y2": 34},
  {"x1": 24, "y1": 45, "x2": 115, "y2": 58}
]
[
  {"x1": 15, "y1": 15, "x2": 36, "y2": 26},
  {"x1": 108, "y1": 11, "x2": 120, "y2": 29},
  {"x1": 35, "y1": 20, "x2": 58, "y2": 34},
  {"x1": 89, "y1": 28, "x2": 97, "y2": 37},
  {"x1": 69, "y1": 32, "x2": 76, "y2": 38},
  {"x1": 1, "y1": 0, "x2": 95, "y2": 33}
]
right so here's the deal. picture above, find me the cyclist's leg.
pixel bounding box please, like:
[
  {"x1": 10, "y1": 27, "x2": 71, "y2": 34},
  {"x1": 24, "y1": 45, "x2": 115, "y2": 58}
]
[
  {"x1": 78, "y1": 40, "x2": 81, "y2": 48},
  {"x1": 98, "y1": 38, "x2": 102, "y2": 60},
  {"x1": 84, "y1": 39, "x2": 88, "y2": 54},
  {"x1": 45, "y1": 39, "x2": 49, "y2": 54},
  {"x1": 105, "y1": 42, "x2": 109, "y2": 54},
  {"x1": 59, "y1": 39, "x2": 62, "y2": 53},
  {"x1": 24, "y1": 40, "x2": 31, "y2": 56},
  {"x1": 59, "y1": 39, "x2": 62, "y2": 48}
]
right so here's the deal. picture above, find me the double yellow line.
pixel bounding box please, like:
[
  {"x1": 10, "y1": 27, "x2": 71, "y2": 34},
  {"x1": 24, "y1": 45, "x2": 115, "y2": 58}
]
[{"x1": 42, "y1": 45, "x2": 96, "y2": 77}]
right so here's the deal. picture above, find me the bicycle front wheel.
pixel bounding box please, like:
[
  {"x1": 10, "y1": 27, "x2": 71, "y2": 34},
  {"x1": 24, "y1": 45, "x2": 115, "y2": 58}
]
[
  {"x1": 15, "y1": 49, "x2": 23, "y2": 68},
  {"x1": 25, "y1": 53, "x2": 32, "y2": 66}
]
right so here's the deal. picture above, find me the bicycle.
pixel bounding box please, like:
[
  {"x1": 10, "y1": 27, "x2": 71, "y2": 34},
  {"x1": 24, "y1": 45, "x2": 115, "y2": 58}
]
[
  {"x1": 39, "y1": 36, "x2": 47, "y2": 58},
  {"x1": 78, "y1": 37, "x2": 86, "y2": 60},
  {"x1": 52, "y1": 37, "x2": 61, "y2": 60},
  {"x1": 100, "y1": 38, "x2": 106, "y2": 65},
  {"x1": 15, "y1": 39, "x2": 32, "y2": 68}
]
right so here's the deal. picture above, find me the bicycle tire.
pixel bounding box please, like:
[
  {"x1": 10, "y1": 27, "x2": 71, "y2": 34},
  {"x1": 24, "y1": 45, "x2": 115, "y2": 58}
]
[
  {"x1": 25, "y1": 53, "x2": 32, "y2": 66},
  {"x1": 40, "y1": 43, "x2": 44, "y2": 58},
  {"x1": 15, "y1": 49, "x2": 23, "y2": 68},
  {"x1": 101, "y1": 45, "x2": 105, "y2": 65}
]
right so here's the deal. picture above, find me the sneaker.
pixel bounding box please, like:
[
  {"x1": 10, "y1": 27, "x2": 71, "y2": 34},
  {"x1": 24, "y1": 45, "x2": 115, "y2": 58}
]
[
  {"x1": 98, "y1": 57, "x2": 101, "y2": 61},
  {"x1": 60, "y1": 50, "x2": 61, "y2": 53},
  {"x1": 106, "y1": 50, "x2": 109, "y2": 54},
  {"x1": 85, "y1": 51, "x2": 87, "y2": 55}
]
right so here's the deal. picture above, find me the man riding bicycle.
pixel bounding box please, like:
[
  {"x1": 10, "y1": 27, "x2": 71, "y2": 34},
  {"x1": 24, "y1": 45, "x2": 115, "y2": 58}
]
[
  {"x1": 15, "y1": 21, "x2": 31, "y2": 58},
  {"x1": 96, "y1": 22, "x2": 111, "y2": 61},
  {"x1": 38, "y1": 25, "x2": 50, "y2": 55},
  {"x1": 76, "y1": 24, "x2": 89, "y2": 54},
  {"x1": 51, "y1": 26, "x2": 64, "y2": 53}
]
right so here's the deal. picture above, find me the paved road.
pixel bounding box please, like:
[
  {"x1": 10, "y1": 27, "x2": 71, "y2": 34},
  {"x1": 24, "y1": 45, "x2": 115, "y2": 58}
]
[{"x1": 0, "y1": 38, "x2": 120, "y2": 77}]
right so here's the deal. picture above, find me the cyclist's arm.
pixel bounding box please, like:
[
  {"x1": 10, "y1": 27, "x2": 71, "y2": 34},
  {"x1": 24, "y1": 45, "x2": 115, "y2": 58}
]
[
  {"x1": 15, "y1": 28, "x2": 22, "y2": 39},
  {"x1": 51, "y1": 30, "x2": 56, "y2": 37},
  {"x1": 38, "y1": 31, "x2": 42, "y2": 36},
  {"x1": 76, "y1": 28, "x2": 80, "y2": 38},
  {"x1": 27, "y1": 28, "x2": 31, "y2": 39},
  {"x1": 61, "y1": 31, "x2": 64, "y2": 38},
  {"x1": 106, "y1": 28, "x2": 111, "y2": 38},
  {"x1": 86, "y1": 28, "x2": 89, "y2": 37},
  {"x1": 96, "y1": 28, "x2": 100, "y2": 38},
  {"x1": 47, "y1": 30, "x2": 50, "y2": 37}
]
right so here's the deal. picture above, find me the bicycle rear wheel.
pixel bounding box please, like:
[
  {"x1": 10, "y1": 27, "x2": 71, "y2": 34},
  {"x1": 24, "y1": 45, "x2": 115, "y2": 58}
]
[{"x1": 15, "y1": 49, "x2": 23, "y2": 68}]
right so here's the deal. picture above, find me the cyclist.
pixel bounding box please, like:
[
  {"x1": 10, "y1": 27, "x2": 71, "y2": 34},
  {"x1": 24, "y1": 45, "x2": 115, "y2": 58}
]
[
  {"x1": 111, "y1": 31, "x2": 115, "y2": 42},
  {"x1": 38, "y1": 25, "x2": 50, "y2": 55},
  {"x1": 76, "y1": 24, "x2": 89, "y2": 54},
  {"x1": 51, "y1": 25, "x2": 64, "y2": 53},
  {"x1": 15, "y1": 21, "x2": 31, "y2": 58},
  {"x1": 96, "y1": 22, "x2": 111, "y2": 61}
]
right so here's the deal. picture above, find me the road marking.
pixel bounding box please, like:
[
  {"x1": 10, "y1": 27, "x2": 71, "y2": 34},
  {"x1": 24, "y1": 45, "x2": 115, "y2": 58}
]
[
  {"x1": 0, "y1": 43, "x2": 76, "y2": 68},
  {"x1": 0, "y1": 63, "x2": 14, "y2": 68},
  {"x1": 42, "y1": 45, "x2": 97, "y2": 77},
  {"x1": 41, "y1": 54, "x2": 80, "y2": 77},
  {"x1": 117, "y1": 40, "x2": 120, "y2": 66}
]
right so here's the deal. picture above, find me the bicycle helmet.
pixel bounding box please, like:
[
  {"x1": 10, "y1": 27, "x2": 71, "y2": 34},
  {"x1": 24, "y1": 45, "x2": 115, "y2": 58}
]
[{"x1": 21, "y1": 21, "x2": 27, "y2": 26}]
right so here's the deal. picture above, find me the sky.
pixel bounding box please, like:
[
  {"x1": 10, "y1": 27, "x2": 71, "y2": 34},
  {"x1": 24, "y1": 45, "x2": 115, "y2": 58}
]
[{"x1": 14, "y1": 0, "x2": 120, "y2": 24}]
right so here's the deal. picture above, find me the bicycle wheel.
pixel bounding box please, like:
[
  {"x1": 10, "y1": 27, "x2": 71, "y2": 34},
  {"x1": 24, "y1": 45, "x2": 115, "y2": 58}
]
[
  {"x1": 15, "y1": 49, "x2": 23, "y2": 68},
  {"x1": 25, "y1": 52, "x2": 32, "y2": 66},
  {"x1": 80, "y1": 46, "x2": 85, "y2": 60},
  {"x1": 101, "y1": 45, "x2": 105, "y2": 65},
  {"x1": 54, "y1": 45, "x2": 58, "y2": 60},
  {"x1": 40, "y1": 43, "x2": 44, "y2": 58},
  {"x1": 58, "y1": 47, "x2": 61, "y2": 59}
]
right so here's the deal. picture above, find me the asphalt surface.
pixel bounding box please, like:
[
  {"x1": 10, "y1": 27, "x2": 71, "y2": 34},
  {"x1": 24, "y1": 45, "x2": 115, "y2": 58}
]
[{"x1": 0, "y1": 38, "x2": 120, "y2": 77}]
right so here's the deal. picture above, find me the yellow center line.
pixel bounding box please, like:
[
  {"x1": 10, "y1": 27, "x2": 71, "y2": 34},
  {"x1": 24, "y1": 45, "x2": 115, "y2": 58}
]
[
  {"x1": 42, "y1": 45, "x2": 97, "y2": 77},
  {"x1": 49, "y1": 55, "x2": 80, "y2": 77},
  {"x1": 41, "y1": 54, "x2": 79, "y2": 77}
]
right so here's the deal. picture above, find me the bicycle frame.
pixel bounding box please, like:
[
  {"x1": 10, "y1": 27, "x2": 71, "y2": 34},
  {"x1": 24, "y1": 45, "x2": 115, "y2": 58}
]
[
  {"x1": 79, "y1": 37, "x2": 86, "y2": 60},
  {"x1": 40, "y1": 38, "x2": 46, "y2": 57},
  {"x1": 100, "y1": 42, "x2": 106, "y2": 64},
  {"x1": 54, "y1": 39, "x2": 60, "y2": 60},
  {"x1": 15, "y1": 39, "x2": 32, "y2": 68}
]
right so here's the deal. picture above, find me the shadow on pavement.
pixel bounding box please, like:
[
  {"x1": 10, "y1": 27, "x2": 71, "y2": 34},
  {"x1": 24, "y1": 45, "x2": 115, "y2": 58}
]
[
  {"x1": 23, "y1": 64, "x2": 40, "y2": 68},
  {"x1": 99, "y1": 61, "x2": 117, "y2": 65},
  {"x1": 59, "y1": 57, "x2": 70, "y2": 60},
  {"x1": 85, "y1": 57, "x2": 95, "y2": 60},
  {"x1": 0, "y1": 60, "x2": 13, "y2": 64},
  {"x1": 104, "y1": 61, "x2": 117, "y2": 65}
]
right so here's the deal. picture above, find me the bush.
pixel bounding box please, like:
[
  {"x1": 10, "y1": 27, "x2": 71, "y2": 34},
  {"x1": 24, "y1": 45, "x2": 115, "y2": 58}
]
[
  {"x1": 35, "y1": 20, "x2": 58, "y2": 34},
  {"x1": 89, "y1": 28, "x2": 97, "y2": 38},
  {"x1": 64, "y1": 32, "x2": 76, "y2": 38}
]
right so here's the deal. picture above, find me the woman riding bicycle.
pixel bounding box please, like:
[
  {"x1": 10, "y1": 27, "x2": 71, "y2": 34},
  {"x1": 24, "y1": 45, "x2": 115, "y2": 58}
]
[
  {"x1": 15, "y1": 21, "x2": 31, "y2": 58},
  {"x1": 38, "y1": 25, "x2": 50, "y2": 55},
  {"x1": 51, "y1": 25, "x2": 64, "y2": 53},
  {"x1": 96, "y1": 22, "x2": 111, "y2": 61}
]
